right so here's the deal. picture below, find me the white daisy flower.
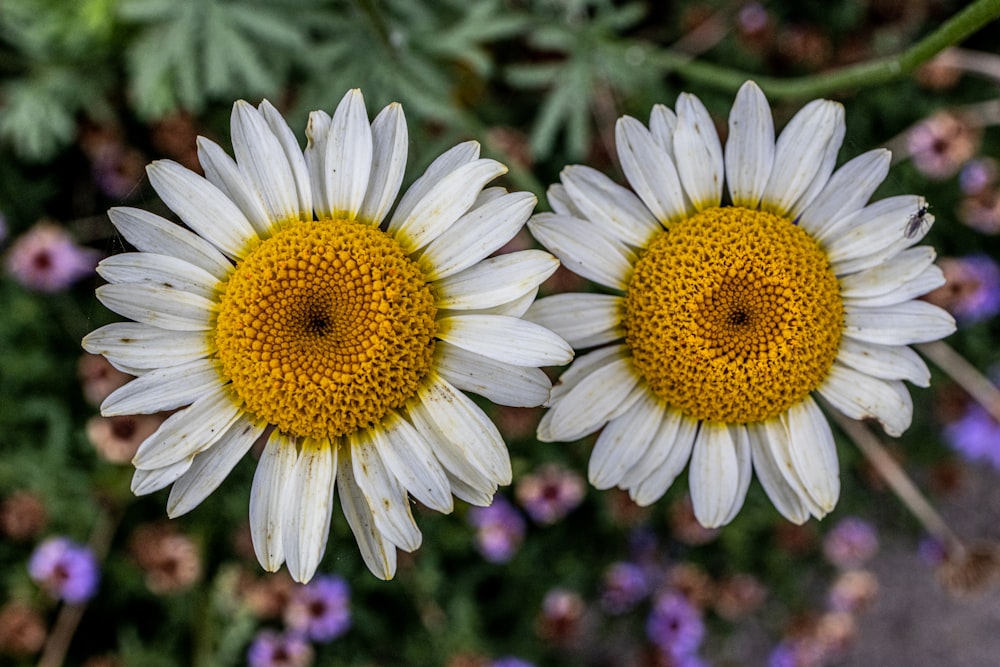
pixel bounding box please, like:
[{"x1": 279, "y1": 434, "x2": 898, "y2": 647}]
[
  {"x1": 83, "y1": 89, "x2": 572, "y2": 582},
  {"x1": 526, "y1": 81, "x2": 956, "y2": 528}
]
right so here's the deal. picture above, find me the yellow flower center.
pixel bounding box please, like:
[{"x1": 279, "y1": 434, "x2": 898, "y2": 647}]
[
  {"x1": 624, "y1": 206, "x2": 842, "y2": 424},
  {"x1": 215, "y1": 219, "x2": 437, "y2": 439}
]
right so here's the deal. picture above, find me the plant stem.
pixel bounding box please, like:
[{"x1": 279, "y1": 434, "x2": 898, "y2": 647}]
[
  {"x1": 917, "y1": 340, "x2": 1000, "y2": 424},
  {"x1": 648, "y1": 0, "x2": 1000, "y2": 98},
  {"x1": 830, "y1": 410, "x2": 960, "y2": 550},
  {"x1": 36, "y1": 503, "x2": 121, "y2": 667}
]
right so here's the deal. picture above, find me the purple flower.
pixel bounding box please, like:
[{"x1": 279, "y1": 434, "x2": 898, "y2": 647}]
[
  {"x1": 27, "y1": 537, "x2": 100, "y2": 604},
  {"x1": 468, "y1": 496, "x2": 525, "y2": 563},
  {"x1": 4, "y1": 222, "x2": 100, "y2": 292},
  {"x1": 492, "y1": 657, "x2": 534, "y2": 667},
  {"x1": 767, "y1": 638, "x2": 826, "y2": 667},
  {"x1": 943, "y1": 404, "x2": 1000, "y2": 469},
  {"x1": 822, "y1": 517, "x2": 879, "y2": 569},
  {"x1": 600, "y1": 561, "x2": 649, "y2": 614},
  {"x1": 514, "y1": 463, "x2": 585, "y2": 524},
  {"x1": 645, "y1": 590, "x2": 704, "y2": 660},
  {"x1": 247, "y1": 630, "x2": 313, "y2": 667},
  {"x1": 284, "y1": 575, "x2": 351, "y2": 642},
  {"x1": 936, "y1": 255, "x2": 1000, "y2": 324}
]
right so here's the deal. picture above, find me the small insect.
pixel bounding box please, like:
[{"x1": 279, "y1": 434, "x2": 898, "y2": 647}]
[{"x1": 904, "y1": 204, "x2": 931, "y2": 239}]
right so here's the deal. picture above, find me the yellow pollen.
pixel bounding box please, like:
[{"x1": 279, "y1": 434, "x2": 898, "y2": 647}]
[
  {"x1": 215, "y1": 219, "x2": 437, "y2": 439},
  {"x1": 623, "y1": 206, "x2": 842, "y2": 424}
]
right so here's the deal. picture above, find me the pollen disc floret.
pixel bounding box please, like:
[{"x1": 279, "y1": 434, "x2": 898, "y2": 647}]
[
  {"x1": 529, "y1": 80, "x2": 956, "y2": 531},
  {"x1": 216, "y1": 219, "x2": 437, "y2": 439},
  {"x1": 625, "y1": 206, "x2": 842, "y2": 424}
]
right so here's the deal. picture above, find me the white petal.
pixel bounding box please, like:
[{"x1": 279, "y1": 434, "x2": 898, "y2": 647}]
[
  {"x1": 406, "y1": 398, "x2": 499, "y2": 505},
  {"x1": 524, "y1": 293, "x2": 623, "y2": 350},
  {"x1": 337, "y1": 444, "x2": 396, "y2": 579},
  {"x1": 561, "y1": 164, "x2": 661, "y2": 245},
  {"x1": 132, "y1": 385, "x2": 242, "y2": 469},
  {"x1": 817, "y1": 363, "x2": 913, "y2": 437},
  {"x1": 589, "y1": 391, "x2": 663, "y2": 489},
  {"x1": 305, "y1": 110, "x2": 333, "y2": 217},
  {"x1": 843, "y1": 264, "x2": 944, "y2": 309},
  {"x1": 436, "y1": 341, "x2": 552, "y2": 407},
  {"x1": 131, "y1": 459, "x2": 193, "y2": 496},
  {"x1": 97, "y1": 252, "x2": 221, "y2": 299},
  {"x1": 447, "y1": 287, "x2": 537, "y2": 318},
  {"x1": 100, "y1": 358, "x2": 219, "y2": 416},
  {"x1": 673, "y1": 93, "x2": 724, "y2": 211},
  {"x1": 258, "y1": 99, "x2": 313, "y2": 218},
  {"x1": 761, "y1": 99, "x2": 844, "y2": 216},
  {"x1": 843, "y1": 301, "x2": 956, "y2": 346},
  {"x1": 838, "y1": 246, "x2": 937, "y2": 299},
  {"x1": 748, "y1": 422, "x2": 810, "y2": 524},
  {"x1": 720, "y1": 425, "x2": 754, "y2": 525},
  {"x1": 167, "y1": 420, "x2": 265, "y2": 517},
  {"x1": 107, "y1": 207, "x2": 233, "y2": 280},
  {"x1": 649, "y1": 104, "x2": 678, "y2": 157},
  {"x1": 415, "y1": 374, "x2": 511, "y2": 484},
  {"x1": 358, "y1": 102, "x2": 407, "y2": 225},
  {"x1": 437, "y1": 314, "x2": 573, "y2": 367},
  {"x1": 824, "y1": 195, "x2": 924, "y2": 265},
  {"x1": 725, "y1": 80, "x2": 775, "y2": 208},
  {"x1": 547, "y1": 183, "x2": 584, "y2": 218},
  {"x1": 392, "y1": 159, "x2": 508, "y2": 252},
  {"x1": 616, "y1": 116, "x2": 690, "y2": 225},
  {"x1": 197, "y1": 137, "x2": 272, "y2": 237},
  {"x1": 83, "y1": 323, "x2": 210, "y2": 371},
  {"x1": 374, "y1": 411, "x2": 453, "y2": 513},
  {"x1": 146, "y1": 160, "x2": 257, "y2": 259},
  {"x1": 96, "y1": 283, "x2": 214, "y2": 331},
  {"x1": 231, "y1": 100, "x2": 301, "y2": 226},
  {"x1": 835, "y1": 337, "x2": 930, "y2": 387},
  {"x1": 351, "y1": 434, "x2": 422, "y2": 551},
  {"x1": 389, "y1": 141, "x2": 481, "y2": 232},
  {"x1": 433, "y1": 250, "x2": 558, "y2": 310},
  {"x1": 538, "y1": 355, "x2": 641, "y2": 442},
  {"x1": 630, "y1": 411, "x2": 698, "y2": 506},
  {"x1": 783, "y1": 397, "x2": 839, "y2": 515},
  {"x1": 689, "y1": 423, "x2": 743, "y2": 528},
  {"x1": 528, "y1": 213, "x2": 635, "y2": 290},
  {"x1": 324, "y1": 89, "x2": 373, "y2": 220},
  {"x1": 798, "y1": 149, "x2": 891, "y2": 239},
  {"x1": 284, "y1": 440, "x2": 336, "y2": 583},
  {"x1": 548, "y1": 344, "x2": 626, "y2": 403},
  {"x1": 249, "y1": 433, "x2": 296, "y2": 572},
  {"x1": 419, "y1": 191, "x2": 536, "y2": 280}
]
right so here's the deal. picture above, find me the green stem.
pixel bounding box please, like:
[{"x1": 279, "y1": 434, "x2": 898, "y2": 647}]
[{"x1": 649, "y1": 0, "x2": 1000, "y2": 98}]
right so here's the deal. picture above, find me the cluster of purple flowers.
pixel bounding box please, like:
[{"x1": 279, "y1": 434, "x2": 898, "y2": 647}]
[
  {"x1": 944, "y1": 403, "x2": 1000, "y2": 470},
  {"x1": 247, "y1": 575, "x2": 351, "y2": 667}
]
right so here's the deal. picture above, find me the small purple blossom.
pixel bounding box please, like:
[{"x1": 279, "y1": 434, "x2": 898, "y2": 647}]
[
  {"x1": 943, "y1": 404, "x2": 1000, "y2": 469},
  {"x1": 469, "y1": 495, "x2": 525, "y2": 563},
  {"x1": 646, "y1": 590, "x2": 704, "y2": 660},
  {"x1": 515, "y1": 463, "x2": 585, "y2": 524},
  {"x1": 937, "y1": 255, "x2": 1000, "y2": 324},
  {"x1": 4, "y1": 222, "x2": 100, "y2": 292},
  {"x1": 28, "y1": 537, "x2": 100, "y2": 604},
  {"x1": 918, "y1": 535, "x2": 948, "y2": 567},
  {"x1": 767, "y1": 638, "x2": 826, "y2": 667},
  {"x1": 491, "y1": 657, "x2": 535, "y2": 667},
  {"x1": 247, "y1": 630, "x2": 313, "y2": 667},
  {"x1": 600, "y1": 561, "x2": 649, "y2": 614},
  {"x1": 960, "y1": 159, "x2": 997, "y2": 196},
  {"x1": 284, "y1": 575, "x2": 351, "y2": 642},
  {"x1": 822, "y1": 517, "x2": 879, "y2": 569}
]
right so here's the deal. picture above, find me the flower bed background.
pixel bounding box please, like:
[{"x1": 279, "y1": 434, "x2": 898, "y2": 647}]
[{"x1": 2, "y1": 1, "x2": 1000, "y2": 666}]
